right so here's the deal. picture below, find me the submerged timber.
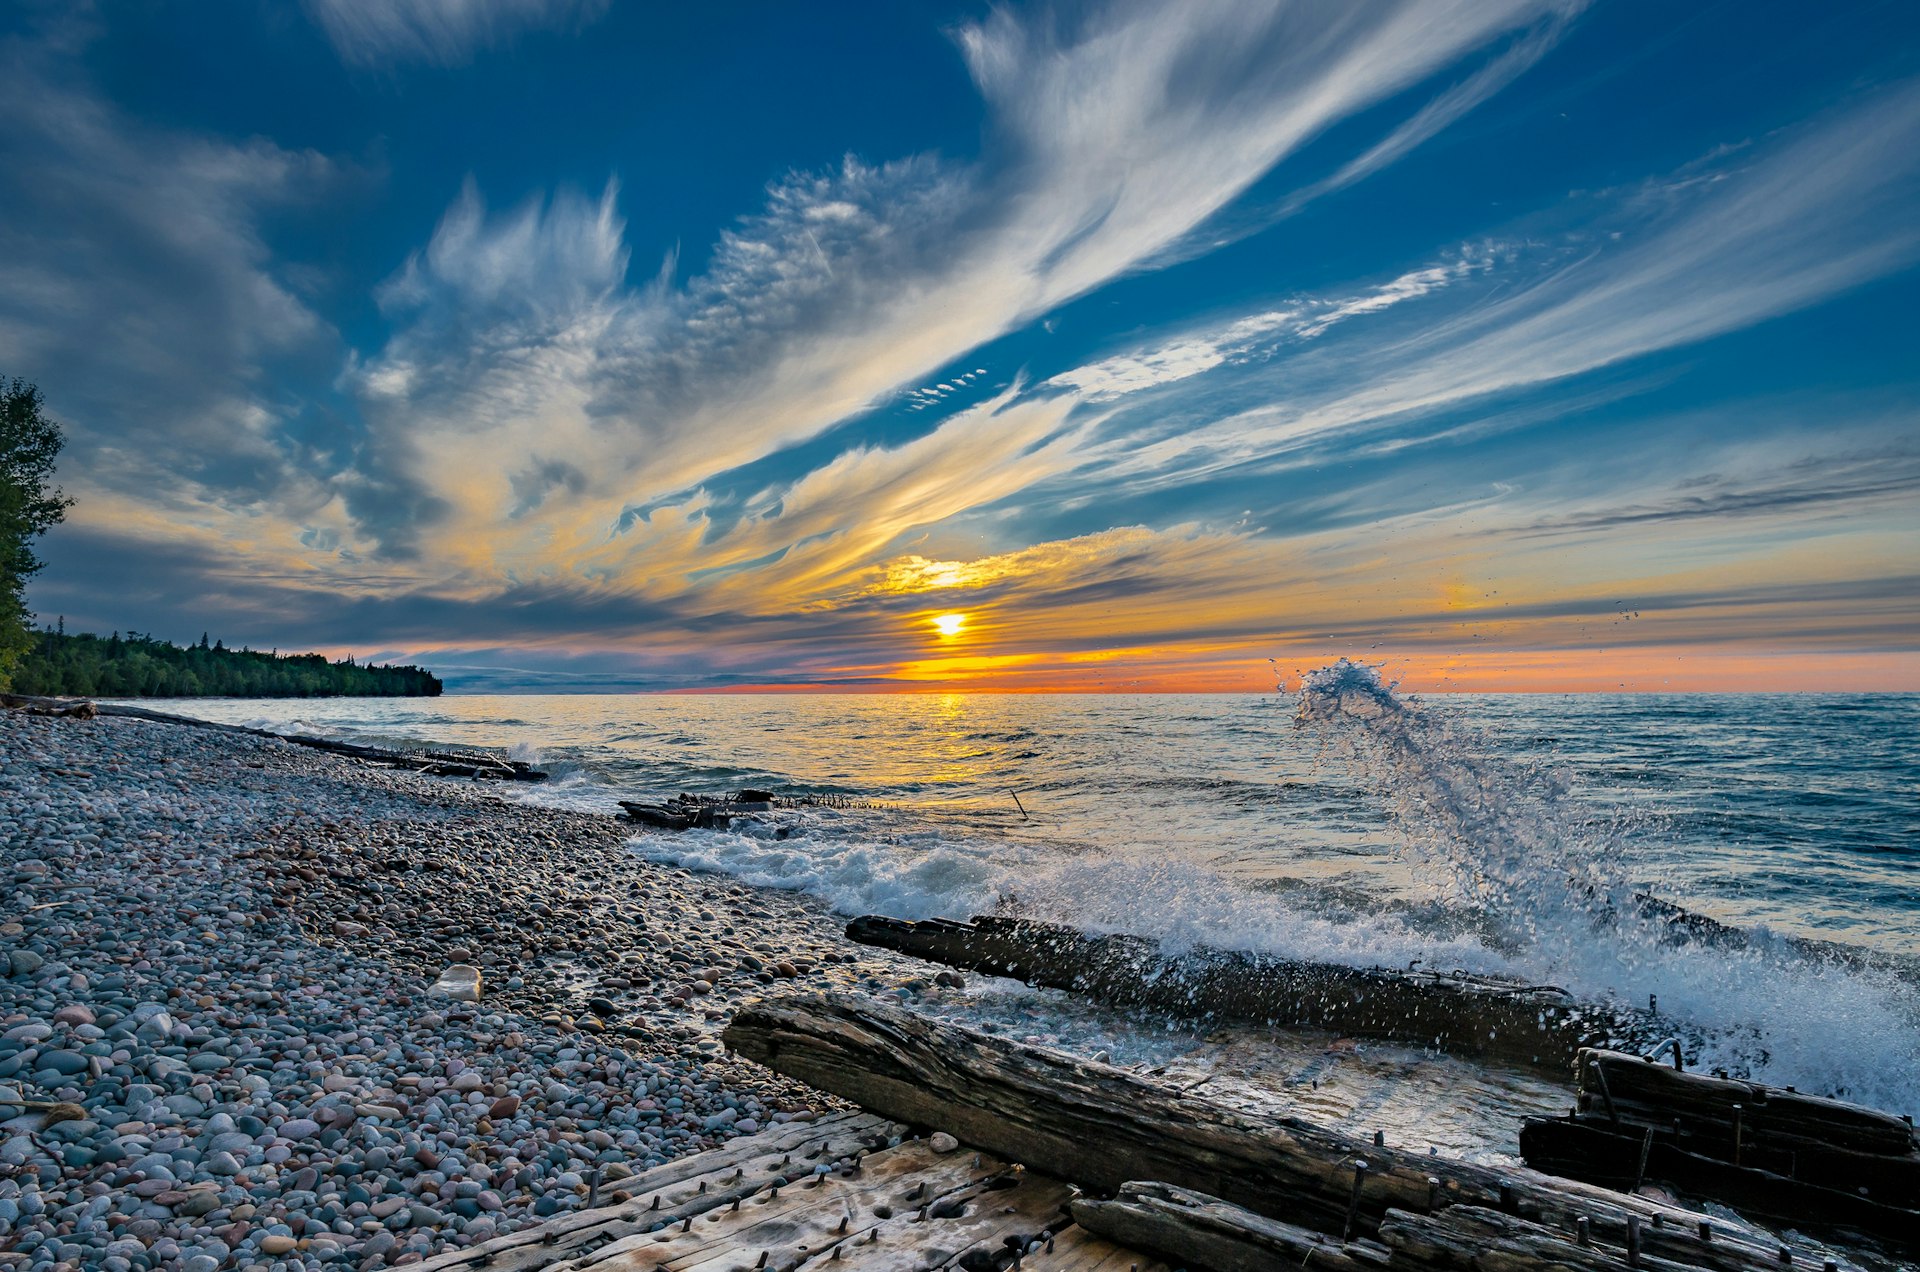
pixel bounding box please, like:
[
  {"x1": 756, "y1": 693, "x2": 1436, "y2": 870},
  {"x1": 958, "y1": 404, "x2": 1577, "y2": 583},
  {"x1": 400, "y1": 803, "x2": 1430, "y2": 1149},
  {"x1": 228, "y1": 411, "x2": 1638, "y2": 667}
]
[{"x1": 845, "y1": 914, "x2": 1685, "y2": 1075}]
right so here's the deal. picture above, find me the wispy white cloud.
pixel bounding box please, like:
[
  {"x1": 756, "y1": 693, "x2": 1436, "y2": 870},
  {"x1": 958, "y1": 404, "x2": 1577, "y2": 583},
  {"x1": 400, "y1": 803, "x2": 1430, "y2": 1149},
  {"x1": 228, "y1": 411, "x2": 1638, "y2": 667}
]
[
  {"x1": 343, "y1": 0, "x2": 1569, "y2": 583},
  {"x1": 1049, "y1": 249, "x2": 1495, "y2": 401},
  {"x1": 904, "y1": 368, "x2": 991, "y2": 411},
  {"x1": 1087, "y1": 80, "x2": 1920, "y2": 485},
  {"x1": 304, "y1": 0, "x2": 608, "y2": 68},
  {"x1": 1260, "y1": 12, "x2": 1577, "y2": 227}
]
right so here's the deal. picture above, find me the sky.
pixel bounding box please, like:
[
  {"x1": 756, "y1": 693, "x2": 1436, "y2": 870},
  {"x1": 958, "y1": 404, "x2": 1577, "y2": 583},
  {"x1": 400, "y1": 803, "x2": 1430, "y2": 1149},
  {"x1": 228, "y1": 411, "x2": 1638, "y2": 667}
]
[{"x1": 4, "y1": 0, "x2": 1918, "y2": 693}]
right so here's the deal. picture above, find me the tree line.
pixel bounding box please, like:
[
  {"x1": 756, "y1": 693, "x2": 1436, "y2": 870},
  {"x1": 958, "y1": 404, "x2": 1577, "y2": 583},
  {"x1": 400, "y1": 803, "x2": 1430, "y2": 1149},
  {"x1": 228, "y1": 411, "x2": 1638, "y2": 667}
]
[
  {"x1": 1, "y1": 377, "x2": 69, "y2": 688},
  {"x1": 10, "y1": 628, "x2": 442, "y2": 698},
  {"x1": 2, "y1": 374, "x2": 440, "y2": 698}
]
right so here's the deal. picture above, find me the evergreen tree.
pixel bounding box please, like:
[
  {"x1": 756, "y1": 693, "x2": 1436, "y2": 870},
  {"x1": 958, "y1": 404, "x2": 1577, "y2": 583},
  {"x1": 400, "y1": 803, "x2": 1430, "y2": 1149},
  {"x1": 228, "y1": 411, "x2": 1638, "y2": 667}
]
[
  {"x1": 0, "y1": 378, "x2": 72, "y2": 689},
  {"x1": 12, "y1": 629, "x2": 441, "y2": 698}
]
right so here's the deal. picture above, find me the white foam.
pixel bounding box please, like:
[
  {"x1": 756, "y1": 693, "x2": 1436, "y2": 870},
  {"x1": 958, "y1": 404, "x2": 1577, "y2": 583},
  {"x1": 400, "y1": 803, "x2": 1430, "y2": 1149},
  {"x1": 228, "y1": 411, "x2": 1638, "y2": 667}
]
[
  {"x1": 628, "y1": 809, "x2": 1514, "y2": 976},
  {"x1": 1293, "y1": 659, "x2": 1920, "y2": 1108}
]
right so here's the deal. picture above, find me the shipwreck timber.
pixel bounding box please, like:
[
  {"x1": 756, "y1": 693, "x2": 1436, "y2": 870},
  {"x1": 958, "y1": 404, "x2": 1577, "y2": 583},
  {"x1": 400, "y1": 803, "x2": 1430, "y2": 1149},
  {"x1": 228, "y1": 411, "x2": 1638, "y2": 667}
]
[
  {"x1": 1519, "y1": 1047, "x2": 1920, "y2": 1249},
  {"x1": 845, "y1": 913, "x2": 1685, "y2": 1074},
  {"x1": 722, "y1": 993, "x2": 1876, "y2": 1272}
]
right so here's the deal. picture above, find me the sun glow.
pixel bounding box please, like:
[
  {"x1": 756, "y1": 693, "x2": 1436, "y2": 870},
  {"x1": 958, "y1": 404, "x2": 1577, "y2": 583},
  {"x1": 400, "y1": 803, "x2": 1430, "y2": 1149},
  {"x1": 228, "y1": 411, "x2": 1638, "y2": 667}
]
[{"x1": 930, "y1": 612, "x2": 967, "y2": 638}]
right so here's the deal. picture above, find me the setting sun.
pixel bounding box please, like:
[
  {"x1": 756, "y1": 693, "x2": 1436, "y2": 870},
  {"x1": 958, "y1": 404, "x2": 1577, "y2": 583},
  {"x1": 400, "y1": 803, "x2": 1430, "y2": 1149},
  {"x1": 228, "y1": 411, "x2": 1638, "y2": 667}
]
[{"x1": 930, "y1": 612, "x2": 967, "y2": 638}]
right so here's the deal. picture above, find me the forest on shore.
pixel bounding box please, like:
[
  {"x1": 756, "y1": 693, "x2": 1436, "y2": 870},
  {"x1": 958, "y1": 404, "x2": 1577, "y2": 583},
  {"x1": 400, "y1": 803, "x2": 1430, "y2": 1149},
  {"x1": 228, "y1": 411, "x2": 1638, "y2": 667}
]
[
  {"x1": 6, "y1": 375, "x2": 440, "y2": 699},
  {"x1": 10, "y1": 629, "x2": 442, "y2": 698}
]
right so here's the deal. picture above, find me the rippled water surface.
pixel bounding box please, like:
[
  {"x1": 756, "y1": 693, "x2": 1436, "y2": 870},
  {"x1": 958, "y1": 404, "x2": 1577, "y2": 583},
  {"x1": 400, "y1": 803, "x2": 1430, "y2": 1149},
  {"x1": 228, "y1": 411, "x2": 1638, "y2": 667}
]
[{"x1": 154, "y1": 687, "x2": 1920, "y2": 1108}]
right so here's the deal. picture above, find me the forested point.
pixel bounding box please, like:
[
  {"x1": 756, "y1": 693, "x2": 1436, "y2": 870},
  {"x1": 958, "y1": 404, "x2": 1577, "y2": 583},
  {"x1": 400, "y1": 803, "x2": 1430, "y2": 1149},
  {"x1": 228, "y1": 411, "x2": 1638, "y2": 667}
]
[{"x1": 10, "y1": 629, "x2": 442, "y2": 698}]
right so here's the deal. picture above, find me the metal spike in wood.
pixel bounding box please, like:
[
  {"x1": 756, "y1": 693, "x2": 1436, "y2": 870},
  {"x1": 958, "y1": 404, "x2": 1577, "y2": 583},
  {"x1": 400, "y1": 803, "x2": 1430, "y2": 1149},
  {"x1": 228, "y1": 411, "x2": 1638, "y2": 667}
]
[{"x1": 1342, "y1": 1160, "x2": 1368, "y2": 1240}]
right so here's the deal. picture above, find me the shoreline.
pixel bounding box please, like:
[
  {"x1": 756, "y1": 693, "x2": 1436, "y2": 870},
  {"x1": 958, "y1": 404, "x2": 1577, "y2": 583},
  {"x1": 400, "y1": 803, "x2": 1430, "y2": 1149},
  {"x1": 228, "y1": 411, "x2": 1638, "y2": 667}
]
[{"x1": 0, "y1": 708, "x2": 953, "y2": 1270}]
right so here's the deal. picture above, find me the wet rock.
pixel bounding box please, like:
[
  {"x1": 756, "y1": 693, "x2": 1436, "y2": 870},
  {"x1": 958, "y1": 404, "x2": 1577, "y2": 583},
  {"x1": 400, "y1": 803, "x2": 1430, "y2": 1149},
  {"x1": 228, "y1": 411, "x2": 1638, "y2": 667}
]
[{"x1": 430, "y1": 964, "x2": 482, "y2": 1002}]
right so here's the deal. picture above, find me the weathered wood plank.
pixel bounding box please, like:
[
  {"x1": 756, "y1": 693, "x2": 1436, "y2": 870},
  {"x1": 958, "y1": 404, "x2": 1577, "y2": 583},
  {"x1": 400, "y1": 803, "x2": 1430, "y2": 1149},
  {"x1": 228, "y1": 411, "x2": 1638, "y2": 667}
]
[
  {"x1": 570, "y1": 1138, "x2": 1000, "y2": 1271},
  {"x1": 1071, "y1": 1181, "x2": 1392, "y2": 1272},
  {"x1": 1519, "y1": 1118, "x2": 1918, "y2": 1251},
  {"x1": 794, "y1": 1163, "x2": 1074, "y2": 1272},
  {"x1": 415, "y1": 1113, "x2": 901, "y2": 1271},
  {"x1": 1575, "y1": 1049, "x2": 1917, "y2": 1159},
  {"x1": 844, "y1": 915, "x2": 1678, "y2": 1074},
  {"x1": 721, "y1": 993, "x2": 1834, "y2": 1267},
  {"x1": 1029, "y1": 1224, "x2": 1172, "y2": 1272},
  {"x1": 1379, "y1": 1205, "x2": 1628, "y2": 1272}
]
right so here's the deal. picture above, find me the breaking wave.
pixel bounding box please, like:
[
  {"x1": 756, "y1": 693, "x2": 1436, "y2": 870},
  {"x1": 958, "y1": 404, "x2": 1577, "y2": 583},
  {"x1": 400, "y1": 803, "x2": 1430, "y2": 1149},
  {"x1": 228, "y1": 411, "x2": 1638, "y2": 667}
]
[{"x1": 1291, "y1": 659, "x2": 1920, "y2": 1108}]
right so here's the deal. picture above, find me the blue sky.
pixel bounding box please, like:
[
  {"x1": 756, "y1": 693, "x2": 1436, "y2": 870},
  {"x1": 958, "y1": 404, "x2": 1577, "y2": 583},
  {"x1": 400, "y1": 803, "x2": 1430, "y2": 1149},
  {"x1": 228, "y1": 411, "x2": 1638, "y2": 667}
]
[{"x1": 4, "y1": 0, "x2": 1917, "y2": 690}]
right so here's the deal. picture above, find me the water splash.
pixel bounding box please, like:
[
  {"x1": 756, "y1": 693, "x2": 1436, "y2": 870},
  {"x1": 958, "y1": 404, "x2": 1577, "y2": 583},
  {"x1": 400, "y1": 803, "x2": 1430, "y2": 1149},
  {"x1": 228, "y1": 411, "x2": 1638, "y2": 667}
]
[
  {"x1": 1295, "y1": 658, "x2": 1632, "y2": 953},
  {"x1": 1292, "y1": 659, "x2": 1920, "y2": 1108}
]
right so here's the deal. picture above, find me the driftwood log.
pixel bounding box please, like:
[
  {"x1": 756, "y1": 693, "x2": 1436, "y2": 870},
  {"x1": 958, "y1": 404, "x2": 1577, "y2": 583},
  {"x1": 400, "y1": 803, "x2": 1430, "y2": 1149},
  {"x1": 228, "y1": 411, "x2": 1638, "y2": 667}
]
[
  {"x1": 620, "y1": 801, "x2": 724, "y2": 831},
  {"x1": 845, "y1": 914, "x2": 1680, "y2": 1074},
  {"x1": 0, "y1": 692, "x2": 97, "y2": 718},
  {"x1": 1518, "y1": 1048, "x2": 1920, "y2": 1249},
  {"x1": 1, "y1": 694, "x2": 546, "y2": 781},
  {"x1": 723, "y1": 995, "x2": 1859, "y2": 1270}
]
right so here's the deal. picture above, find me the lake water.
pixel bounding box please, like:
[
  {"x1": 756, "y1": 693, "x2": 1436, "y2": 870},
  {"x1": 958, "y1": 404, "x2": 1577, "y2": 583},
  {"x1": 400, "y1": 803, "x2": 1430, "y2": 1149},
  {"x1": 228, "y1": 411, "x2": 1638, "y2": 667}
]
[{"x1": 153, "y1": 670, "x2": 1920, "y2": 1109}]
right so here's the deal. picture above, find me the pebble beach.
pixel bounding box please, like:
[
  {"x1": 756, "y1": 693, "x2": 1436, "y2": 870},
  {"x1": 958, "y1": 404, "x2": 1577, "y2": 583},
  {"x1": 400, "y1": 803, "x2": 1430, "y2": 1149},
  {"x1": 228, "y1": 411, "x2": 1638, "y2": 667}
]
[{"x1": 0, "y1": 710, "x2": 951, "y2": 1272}]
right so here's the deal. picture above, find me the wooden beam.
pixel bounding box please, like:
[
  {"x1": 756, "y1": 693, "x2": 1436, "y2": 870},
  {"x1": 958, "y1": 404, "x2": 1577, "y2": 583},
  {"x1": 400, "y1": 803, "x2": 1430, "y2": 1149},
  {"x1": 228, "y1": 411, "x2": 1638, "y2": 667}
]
[
  {"x1": 1520, "y1": 1117, "x2": 1918, "y2": 1251},
  {"x1": 414, "y1": 1112, "x2": 901, "y2": 1271},
  {"x1": 721, "y1": 993, "x2": 1840, "y2": 1270},
  {"x1": 844, "y1": 914, "x2": 1679, "y2": 1074},
  {"x1": 1071, "y1": 1181, "x2": 1391, "y2": 1272},
  {"x1": 1575, "y1": 1049, "x2": 1918, "y2": 1159}
]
